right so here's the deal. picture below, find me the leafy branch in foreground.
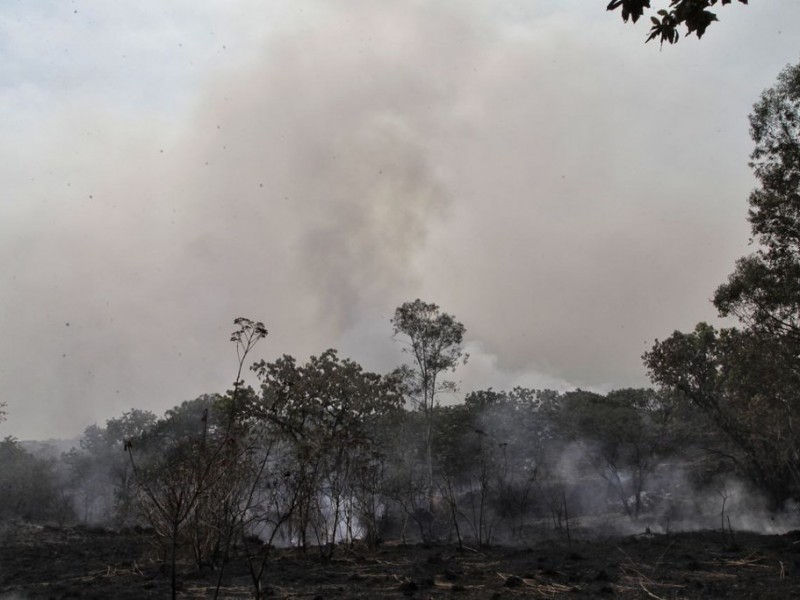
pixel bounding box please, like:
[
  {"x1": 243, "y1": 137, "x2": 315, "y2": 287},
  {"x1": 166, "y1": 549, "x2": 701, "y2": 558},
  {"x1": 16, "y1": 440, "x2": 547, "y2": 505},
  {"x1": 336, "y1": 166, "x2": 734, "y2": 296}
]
[{"x1": 607, "y1": 0, "x2": 749, "y2": 45}]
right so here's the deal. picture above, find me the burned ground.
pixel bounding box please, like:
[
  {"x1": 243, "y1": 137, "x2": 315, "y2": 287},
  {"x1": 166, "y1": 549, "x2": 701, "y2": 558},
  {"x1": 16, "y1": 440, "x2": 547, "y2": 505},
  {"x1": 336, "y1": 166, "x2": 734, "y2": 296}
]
[{"x1": 2, "y1": 523, "x2": 800, "y2": 599}]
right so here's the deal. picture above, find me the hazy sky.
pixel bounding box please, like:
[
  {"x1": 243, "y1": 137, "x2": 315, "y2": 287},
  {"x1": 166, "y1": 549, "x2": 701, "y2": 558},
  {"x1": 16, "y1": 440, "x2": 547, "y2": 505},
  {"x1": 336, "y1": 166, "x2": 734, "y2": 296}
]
[{"x1": 2, "y1": 1, "x2": 799, "y2": 440}]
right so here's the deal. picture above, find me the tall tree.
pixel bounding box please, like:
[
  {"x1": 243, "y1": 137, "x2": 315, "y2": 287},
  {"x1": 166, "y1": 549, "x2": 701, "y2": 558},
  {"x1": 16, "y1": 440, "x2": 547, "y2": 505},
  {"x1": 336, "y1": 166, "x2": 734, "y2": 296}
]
[
  {"x1": 714, "y1": 61, "x2": 800, "y2": 346},
  {"x1": 645, "y1": 62, "x2": 800, "y2": 508},
  {"x1": 391, "y1": 300, "x2": 467, "y2": 514},
  {"x1": 0, "y1": 436, "x2": 60, "y2": 522}
]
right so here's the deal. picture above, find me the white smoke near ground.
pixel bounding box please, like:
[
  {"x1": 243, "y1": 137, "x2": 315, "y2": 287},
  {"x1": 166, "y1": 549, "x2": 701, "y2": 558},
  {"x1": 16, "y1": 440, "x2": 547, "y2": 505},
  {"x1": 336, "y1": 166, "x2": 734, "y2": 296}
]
[
  {"x1": 452, "y1": 341, "x2": 582, "y2": 398},
  {"x1": 452, "y1": 405, "x2": 800, "y2": 542},
  {"x1": 570, "y1": 462, "x2": 800, "y2": 538}
]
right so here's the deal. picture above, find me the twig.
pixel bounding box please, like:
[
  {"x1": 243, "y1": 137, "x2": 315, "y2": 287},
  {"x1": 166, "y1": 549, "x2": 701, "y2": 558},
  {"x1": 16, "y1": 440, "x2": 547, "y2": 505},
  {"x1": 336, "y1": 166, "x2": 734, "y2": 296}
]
[{"x1": 639, "y1": 581, "x2": 667, "y2": 600}]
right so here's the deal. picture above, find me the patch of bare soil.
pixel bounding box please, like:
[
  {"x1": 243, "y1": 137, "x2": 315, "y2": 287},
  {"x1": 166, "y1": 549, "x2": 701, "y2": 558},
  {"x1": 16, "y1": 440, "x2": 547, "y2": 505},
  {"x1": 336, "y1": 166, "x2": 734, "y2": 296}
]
[{"x1": 2, "y1": 523, "x2": 800, "y2": 599}]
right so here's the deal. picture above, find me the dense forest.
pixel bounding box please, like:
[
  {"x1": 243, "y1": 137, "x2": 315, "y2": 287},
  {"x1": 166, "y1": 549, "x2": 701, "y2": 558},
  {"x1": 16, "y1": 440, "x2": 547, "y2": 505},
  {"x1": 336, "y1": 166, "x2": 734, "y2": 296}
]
[{"x1": 3, "y1": 39, "x2": 800, "y2": 600}]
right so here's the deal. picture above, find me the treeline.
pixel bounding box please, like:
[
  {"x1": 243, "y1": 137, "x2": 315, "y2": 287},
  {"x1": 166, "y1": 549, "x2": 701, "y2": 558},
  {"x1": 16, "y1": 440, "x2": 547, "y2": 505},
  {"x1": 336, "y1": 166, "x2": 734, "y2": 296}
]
[
  {"x1": 0, "y1": 312, "x2": 795, "y2": 599},
  {"x1": 0, "y1": 359, "x2": 773, "y2": 544}
]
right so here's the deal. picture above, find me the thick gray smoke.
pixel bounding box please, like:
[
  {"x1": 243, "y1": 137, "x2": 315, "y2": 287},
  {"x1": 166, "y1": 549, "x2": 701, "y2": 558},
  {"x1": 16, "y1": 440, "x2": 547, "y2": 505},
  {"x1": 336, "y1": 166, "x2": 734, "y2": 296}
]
[
  {"x1": 2, "y1": 1, "x2": 800, "y2": 440},
  {"x1": 1, "y1": 2, "x2": 478, "y2": 438}
]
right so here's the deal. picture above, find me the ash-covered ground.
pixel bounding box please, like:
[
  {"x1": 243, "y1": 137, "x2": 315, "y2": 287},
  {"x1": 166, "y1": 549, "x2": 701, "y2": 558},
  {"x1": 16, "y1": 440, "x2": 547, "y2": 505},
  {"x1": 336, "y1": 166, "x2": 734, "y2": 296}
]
[{"x1": 2, "y1": 522, "x2": 800, "y2": 599}]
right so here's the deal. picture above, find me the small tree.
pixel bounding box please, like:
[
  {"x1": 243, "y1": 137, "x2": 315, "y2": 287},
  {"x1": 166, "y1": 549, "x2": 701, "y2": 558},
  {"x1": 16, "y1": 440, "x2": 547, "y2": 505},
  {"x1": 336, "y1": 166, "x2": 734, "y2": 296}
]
[
  {"x1": 251, "y1": 349, "x2": 402, "y2": 555},
  {"x1": 466, "y1": 388, "x2": 551, "y2": 541},
  {"x1": 554, "y1": 389, "x2": 678, "y2": 519},
  {"x1": 64, "y1": 409, "x2": 157, "y2": 525},
  {"x1": 0, "y1": 436, "x2": 62, "y2": 522},
  {"x1": 126, "y1": 398, "x2": 229, "y2": 599}
]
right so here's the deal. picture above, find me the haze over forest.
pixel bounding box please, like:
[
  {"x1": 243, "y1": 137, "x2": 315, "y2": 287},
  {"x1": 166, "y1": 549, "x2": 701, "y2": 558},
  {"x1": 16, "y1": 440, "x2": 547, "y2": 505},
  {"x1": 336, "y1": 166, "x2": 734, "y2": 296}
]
[{"x1": 2, "y1": 1, "x2": 800, "y2": 440}]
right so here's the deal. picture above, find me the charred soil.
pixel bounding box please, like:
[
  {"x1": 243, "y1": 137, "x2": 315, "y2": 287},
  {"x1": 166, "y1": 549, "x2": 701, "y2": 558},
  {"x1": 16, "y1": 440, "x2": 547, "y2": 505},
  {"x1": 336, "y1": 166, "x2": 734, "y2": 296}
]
[{"x1": 2, "y1": 523, "x2": 800, "y2": 599}]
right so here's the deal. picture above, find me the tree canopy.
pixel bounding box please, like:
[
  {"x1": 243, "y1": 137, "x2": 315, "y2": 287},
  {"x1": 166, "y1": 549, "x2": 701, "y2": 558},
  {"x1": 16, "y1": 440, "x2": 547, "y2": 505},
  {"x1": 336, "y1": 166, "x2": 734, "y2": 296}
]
[
  {"x1": 644, "y1": 61, "x2": 800, "y2": 508},
  {"x1": 714, "y1": 62, "x2": 800, "y2": 345}
]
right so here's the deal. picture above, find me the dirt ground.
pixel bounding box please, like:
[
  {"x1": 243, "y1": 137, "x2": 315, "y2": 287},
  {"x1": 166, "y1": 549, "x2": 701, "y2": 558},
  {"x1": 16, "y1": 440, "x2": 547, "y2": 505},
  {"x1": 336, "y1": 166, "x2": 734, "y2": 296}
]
[{"x1": 2, "y1": 523, "x2": 800, "y2": 599}]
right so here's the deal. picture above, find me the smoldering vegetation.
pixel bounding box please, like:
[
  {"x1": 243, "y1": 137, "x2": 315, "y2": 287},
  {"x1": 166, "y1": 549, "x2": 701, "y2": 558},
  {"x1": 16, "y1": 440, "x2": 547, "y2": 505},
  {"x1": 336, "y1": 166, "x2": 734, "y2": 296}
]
[
  {"x1": 0, "y1": 332, "x2": 798, "y2": 548},
  {"x1": 2, "y1": 316, "x2": 800, "y2": 598}
]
